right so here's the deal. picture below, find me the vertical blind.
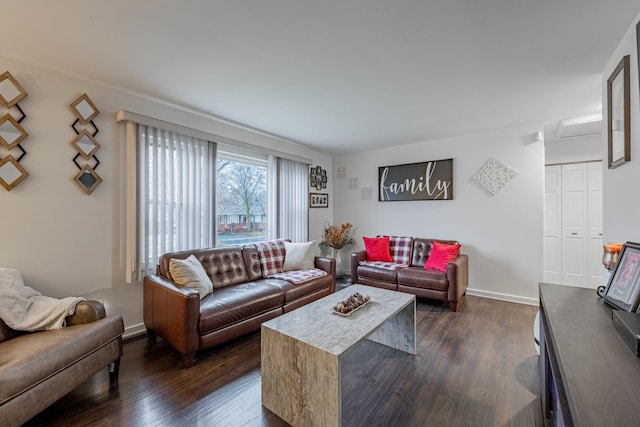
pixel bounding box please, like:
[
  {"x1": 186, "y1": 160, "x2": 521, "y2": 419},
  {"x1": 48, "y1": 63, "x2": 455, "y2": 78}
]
[
  {"x1": 133, "y1": 124, "x2": 216, "y2": 280},
  {"x1": 277, "y1": 157, "x2": 309, "y2": 242}
]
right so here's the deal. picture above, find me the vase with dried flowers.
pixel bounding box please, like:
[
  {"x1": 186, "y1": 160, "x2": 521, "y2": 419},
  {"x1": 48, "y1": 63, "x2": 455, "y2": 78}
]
[{"x1": 319, "y1": 222, "x2": 357, "y2": 277}]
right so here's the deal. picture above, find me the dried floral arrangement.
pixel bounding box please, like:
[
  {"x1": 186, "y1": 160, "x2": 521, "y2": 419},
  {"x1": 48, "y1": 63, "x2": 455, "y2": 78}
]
[{"x1": 319, "y1": 222, "x2": 357, "y2": 250}]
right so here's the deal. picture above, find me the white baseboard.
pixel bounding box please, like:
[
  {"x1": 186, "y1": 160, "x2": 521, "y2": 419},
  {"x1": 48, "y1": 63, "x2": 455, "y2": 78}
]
[
  {"x1": 123, "y1": 322, "x2": 147, "y2": 340},
  {"x1": 466, "y1": 288, "x2": 539, "y2": 307}
]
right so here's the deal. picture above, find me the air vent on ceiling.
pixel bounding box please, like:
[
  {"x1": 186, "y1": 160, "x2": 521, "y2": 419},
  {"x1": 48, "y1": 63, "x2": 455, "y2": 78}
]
[{"x1": 556, "y1": 114, "x2": 602, "y2": 139}]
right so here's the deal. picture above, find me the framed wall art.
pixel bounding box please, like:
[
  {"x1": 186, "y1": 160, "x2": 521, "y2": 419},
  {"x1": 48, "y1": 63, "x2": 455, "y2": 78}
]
[
  {"x1": 309, "y1": 192, "x2": 328, "y2": 208},
  {"x1": 378, "y1": 158, "x2": 453, "y2": 201},
  {"x1": 603, "y1": 242, "x2": 640, "y2": 312},
  {"x1": 607, "y1": 55, "x2": 630, "y2": 169},
  {"x1": 310, "y1": 165, "x2": 327, "y2": 190}
]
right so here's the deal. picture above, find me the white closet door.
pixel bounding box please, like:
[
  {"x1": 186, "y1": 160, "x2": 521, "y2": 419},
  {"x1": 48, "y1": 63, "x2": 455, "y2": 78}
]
[
  {"x1": 587, "y1": 162, "x2": 603, "y2": 287},
  {"x1": 544, "y1": 165, "x2": 562, "y2": 284},
  {"x1": 561, "y1": 163, "x2": 588, "y2": 286}
]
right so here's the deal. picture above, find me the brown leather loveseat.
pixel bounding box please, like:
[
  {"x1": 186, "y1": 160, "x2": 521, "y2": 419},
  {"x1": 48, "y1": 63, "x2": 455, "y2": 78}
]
[
  {"x1": 0, "y1": 301, "x2": 124, "y2": 427},
  {"x1": 144, "y1": 244, "x2": 335, "y2": 367},
  {"x1": 351, "y1": 237, "x2": 468, "y2": 311}
]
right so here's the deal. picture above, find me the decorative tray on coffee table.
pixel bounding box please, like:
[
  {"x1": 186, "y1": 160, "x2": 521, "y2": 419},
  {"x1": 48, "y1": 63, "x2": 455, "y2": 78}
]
[{"x1": 331, "y1": 292, "x2": 372, "y2": 316}]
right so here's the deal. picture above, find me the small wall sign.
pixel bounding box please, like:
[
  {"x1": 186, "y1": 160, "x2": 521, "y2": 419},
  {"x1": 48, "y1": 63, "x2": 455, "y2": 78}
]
[{"x1": 378, "y1": 158, "x2": 453, "y2": 201}]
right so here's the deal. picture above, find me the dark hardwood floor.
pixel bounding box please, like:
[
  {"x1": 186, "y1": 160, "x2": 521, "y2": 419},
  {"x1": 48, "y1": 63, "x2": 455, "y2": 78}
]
[{"x1": 25, "y1": 295, "x2": 542, "y2": 427}]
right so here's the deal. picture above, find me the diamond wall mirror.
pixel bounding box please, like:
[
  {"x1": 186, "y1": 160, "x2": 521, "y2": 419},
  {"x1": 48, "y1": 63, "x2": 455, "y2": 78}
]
[
  {"x1": 0, "y1": 114, "x2": 28, "y2": 149},
  {"x1": 74, "y1": 165, "x2": 102, "y2": 195},
  {"x1": 0, "y1": 71, "x2": 27, "y2": 107},
  {"x1": 71, "y1": 130, "x2": 100, "y2": 158},
  {"x1": 0, "y1": 156, "x2": 29, "y2": 191},
  {"x1": 70, "y1": 93, "x2": 99, "y2": 124}
]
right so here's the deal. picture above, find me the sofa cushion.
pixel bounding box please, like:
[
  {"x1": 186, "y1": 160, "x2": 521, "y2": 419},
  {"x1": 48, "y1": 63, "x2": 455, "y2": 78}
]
[
  {"x1": 363, "y1": 236, "x2": 393, "y2": 262},
  {"x1": 0, "y1": 316, "x2": 123, "y2": 406},
  {"x1": 357, "y1": 263, "x2": 399, "y2": 283},
  {"x1": 255, "y1": 239, "x2": 289, "y2": 277},
  {"x1": 425, "y1": 241, "x2": 461, "y2": 272},
  {"x1": 397, "y1": 267, "x2": 448, "y2": 291},
  {"x1": 283, "y1": 241, "x2": 316, "y2": 271},
  {"x1": 169, "y1": 255, "x2": 214, "y2": 299},
  {"x1": 264, "y1": 276, "x2": 332, "y2": 304},
  {"x1": 198, "y1": 282, "x2": 284, "y2": 334}
]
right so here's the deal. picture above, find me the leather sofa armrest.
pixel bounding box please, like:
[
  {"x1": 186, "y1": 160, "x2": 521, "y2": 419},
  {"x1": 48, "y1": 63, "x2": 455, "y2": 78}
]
[
  {"x1": 143, "y1": 275, "x2": 200, "y2": 358},
  {"x1": 446, "y1": 253, "x2": 469, "y2": 306},
  {"x1": 66, "y1": 300, "x2": 106, "y2": 326},
  {"x1": 315, "y1": 256, "x2": 336, "y2": 277},
  {"x1": 315, "y1": 256, "x2": 337, "y2": 293},
  {"x1": 351, "y1": 250, "x2": 367, "y2": 284}
]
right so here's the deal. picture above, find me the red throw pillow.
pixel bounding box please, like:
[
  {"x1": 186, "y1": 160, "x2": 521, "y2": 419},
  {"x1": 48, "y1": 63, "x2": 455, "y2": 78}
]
[
  {"x1": 425, "y1": 241, "x2": 461, "y2": 272},
  {"x1": 363, "y1": 236, "x2": 393, "y2": 262}
]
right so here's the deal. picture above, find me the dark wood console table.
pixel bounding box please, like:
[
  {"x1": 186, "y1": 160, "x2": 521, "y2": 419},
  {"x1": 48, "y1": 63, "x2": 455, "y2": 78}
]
[{"x1": 539, "y1": 283, "x2": 640, "y2": 426}]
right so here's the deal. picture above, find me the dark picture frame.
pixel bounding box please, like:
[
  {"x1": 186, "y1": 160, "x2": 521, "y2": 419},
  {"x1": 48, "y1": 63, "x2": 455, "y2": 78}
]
[
  {"x1": 310, "y1": 165, "x2": 327, "y2": 190},
  {"x1": 378, "y1": 158, "x2": 453, "y2": 201},
  {"x1": 637, "y1": 21, "x2": 640, "y2": 115},
  {"x1": 309, "y1": 192, "x2": 328, "y2": 208},
  {"x1": 607, "y1": 55, "x2": 630, "y2": 169},
  {"x1": 603, "y1": 242, "x2": 640, "y2": 312}
]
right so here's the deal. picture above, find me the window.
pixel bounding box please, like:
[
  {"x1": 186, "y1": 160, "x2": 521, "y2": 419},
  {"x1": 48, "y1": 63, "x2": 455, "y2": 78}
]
[
  {"x1": 119, "y1": 110, "x2": 312, "y2": 283},
  {"x1": 216, "y1": 152, "x2": 268, "y2": 246},
  {"x1": 127, "y1": 124, "x2": 216, "y2": 281}
]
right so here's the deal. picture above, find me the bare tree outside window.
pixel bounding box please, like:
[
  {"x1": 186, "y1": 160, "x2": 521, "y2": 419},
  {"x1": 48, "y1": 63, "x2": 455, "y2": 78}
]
[{"x1": 216, "y1": 159, "x2": 267, "y2": 246}]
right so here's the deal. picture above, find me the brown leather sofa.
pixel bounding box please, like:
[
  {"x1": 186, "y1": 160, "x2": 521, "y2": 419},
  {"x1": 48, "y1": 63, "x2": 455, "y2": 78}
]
[
  {"x1": 144, "y1": 245, "x2": 336, "y2": 367},
  {"x1": 351, "y1": 238, "x2": 468, "y2": 311},
  {"x1": 0, "y1": 301, "x2": 124, "y2": 427}
]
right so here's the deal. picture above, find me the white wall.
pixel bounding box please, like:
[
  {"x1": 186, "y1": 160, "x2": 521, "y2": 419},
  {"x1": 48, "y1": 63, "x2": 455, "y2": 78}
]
[
  {"x1": 334, "y1": 124, "x2": 544, "y2": 305},
  {"x1": 545, "y1": 133, "x2": 603, "y2": 165},
  {"x1": 602, "y1": 12, "x2": 640, "y2": 246},
  {"x1": 0, "y1": 55, "x2": 333, "y2": 336}
]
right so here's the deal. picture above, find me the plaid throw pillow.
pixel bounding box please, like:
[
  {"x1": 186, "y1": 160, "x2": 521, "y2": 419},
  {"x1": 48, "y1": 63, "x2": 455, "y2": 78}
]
[
  {"x1": 380, "y1": 236, "x2": 413, "y2": 265},
  {"x1": 255, "y1": 239, "x2": 289, "y2": 277}
]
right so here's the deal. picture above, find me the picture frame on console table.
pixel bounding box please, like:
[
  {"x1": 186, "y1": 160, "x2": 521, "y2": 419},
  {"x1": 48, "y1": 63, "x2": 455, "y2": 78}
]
[{"x1": 603, "y1": 242, "x2": 640, "y2": 312}]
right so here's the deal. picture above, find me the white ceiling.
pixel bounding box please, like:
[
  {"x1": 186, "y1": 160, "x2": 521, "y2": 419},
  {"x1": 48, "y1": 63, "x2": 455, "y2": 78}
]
[{"x1": 3, "y1": 1, "x2": 639, "y2": 155}]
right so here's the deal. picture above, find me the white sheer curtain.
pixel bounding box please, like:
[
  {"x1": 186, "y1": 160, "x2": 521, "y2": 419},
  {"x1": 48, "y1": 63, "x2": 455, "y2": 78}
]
[
  {"x1": 274, "y1": 157, "x2": 309, "y2": 242},
  {"x1": 129, "y1": 124, "x2": 216, "y2": 281}
]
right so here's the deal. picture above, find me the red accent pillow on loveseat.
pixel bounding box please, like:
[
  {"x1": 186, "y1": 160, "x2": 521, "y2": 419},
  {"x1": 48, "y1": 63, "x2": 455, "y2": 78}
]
[
  {"x1": 363, "y1": 236, "x2": 394, "y2": 262},
  {"x1": 425, "y1": 241, "x2": 461, "y2": 272}
]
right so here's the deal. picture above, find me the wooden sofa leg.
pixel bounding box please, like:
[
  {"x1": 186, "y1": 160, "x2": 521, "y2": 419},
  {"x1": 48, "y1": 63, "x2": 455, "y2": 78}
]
[
  {"x1": 109, "y1": 358, "x2": 121, "y2": 383},
  {"x1": 182, "y1": 352, "x2": 196, "y2": 368},
  {"x1": 449, "y1": 301, "x2": 458, "y2": 312}
]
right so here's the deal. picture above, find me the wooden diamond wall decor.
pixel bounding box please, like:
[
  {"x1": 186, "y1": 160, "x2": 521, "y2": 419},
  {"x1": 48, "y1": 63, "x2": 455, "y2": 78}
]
[
  {"x1": 0, "y1": 70, "x2": 29, "y2": 191},
  {"x1": 70, "y1": 93, "x2": 102, "y2": 195}
]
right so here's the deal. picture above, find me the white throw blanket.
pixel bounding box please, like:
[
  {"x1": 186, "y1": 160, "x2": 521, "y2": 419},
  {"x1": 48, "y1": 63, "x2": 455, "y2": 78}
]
[{"x1": 0, "y1": 268, "x2": 85, "y2": 331}]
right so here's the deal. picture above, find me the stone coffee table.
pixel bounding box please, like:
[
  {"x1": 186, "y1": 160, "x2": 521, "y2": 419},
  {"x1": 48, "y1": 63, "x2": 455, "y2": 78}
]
[{"x1": 261, "y1": 284, "x2": 416, "y2": 426}]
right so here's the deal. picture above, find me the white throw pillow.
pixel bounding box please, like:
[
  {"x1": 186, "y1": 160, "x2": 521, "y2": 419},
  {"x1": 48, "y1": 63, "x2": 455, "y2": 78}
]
[
  {"x1": 169, "y1": 255, "x2": 213, "y2": 299},
  {"x1": 283, "y1": 241, "x2": 316, "y2": 271}
]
